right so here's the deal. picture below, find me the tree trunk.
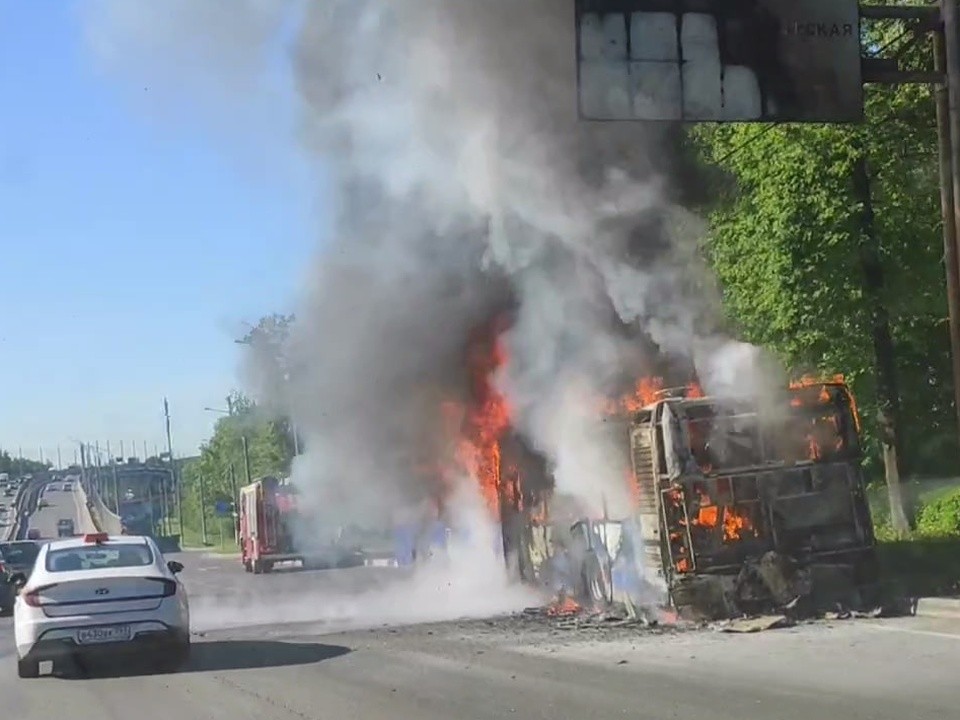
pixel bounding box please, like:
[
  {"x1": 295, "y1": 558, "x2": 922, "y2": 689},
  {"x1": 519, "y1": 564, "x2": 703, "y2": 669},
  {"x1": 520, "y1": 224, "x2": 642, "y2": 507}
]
[{"x1": 852, "y1": 153, "x2": 911, "y2": 533}]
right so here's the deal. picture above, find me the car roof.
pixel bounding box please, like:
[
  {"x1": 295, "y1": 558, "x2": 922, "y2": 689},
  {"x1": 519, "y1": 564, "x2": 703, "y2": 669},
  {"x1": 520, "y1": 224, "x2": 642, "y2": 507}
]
[{"x1": 44, "y1": 534, "x2": 151, "y2": 552}]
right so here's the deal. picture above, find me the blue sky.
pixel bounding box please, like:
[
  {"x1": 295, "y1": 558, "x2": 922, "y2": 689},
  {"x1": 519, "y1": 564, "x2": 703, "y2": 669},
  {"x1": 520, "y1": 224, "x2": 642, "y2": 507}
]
[{"x1": 0, "y1": 1, "x2": 318, "y2": 462}]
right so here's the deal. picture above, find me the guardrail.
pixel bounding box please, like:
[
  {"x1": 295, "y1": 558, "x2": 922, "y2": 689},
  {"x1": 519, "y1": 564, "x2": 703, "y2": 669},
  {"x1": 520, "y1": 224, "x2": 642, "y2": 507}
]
[
  {"x1": 1, "y1": 481, "x2": 27, "y2": 541},
  {"x1": 3, "y1": 477, "x2": 44, "y2": 541}
]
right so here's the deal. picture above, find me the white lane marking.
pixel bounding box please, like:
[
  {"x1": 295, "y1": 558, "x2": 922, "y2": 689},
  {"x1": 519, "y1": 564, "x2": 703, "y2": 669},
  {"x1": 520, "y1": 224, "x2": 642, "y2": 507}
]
[{"x1": 868, "y1": 624, "x2": 960, "y2": 641}]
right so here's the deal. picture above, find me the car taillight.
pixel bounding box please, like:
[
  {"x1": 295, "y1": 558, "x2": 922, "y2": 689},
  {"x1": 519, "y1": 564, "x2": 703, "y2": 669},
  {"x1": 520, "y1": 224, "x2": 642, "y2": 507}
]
[
  {"x1": 23, "y1": 584, "x2": 56, "y2": 607},
  {"x1": 148, "y1": 578, "x2": 177, "y2": 597}
]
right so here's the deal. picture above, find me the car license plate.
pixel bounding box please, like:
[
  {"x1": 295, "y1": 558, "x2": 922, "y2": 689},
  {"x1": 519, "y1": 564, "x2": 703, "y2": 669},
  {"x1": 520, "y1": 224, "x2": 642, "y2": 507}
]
[{"x1": 76, "y1": 625, "x2": 132, "y2": 645}]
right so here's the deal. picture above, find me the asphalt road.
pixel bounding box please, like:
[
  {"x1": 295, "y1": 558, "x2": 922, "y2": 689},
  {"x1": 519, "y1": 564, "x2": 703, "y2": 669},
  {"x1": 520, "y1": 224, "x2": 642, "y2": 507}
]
[
  {"x1": 0, "y1": 487, "x2": 956, "y2": 718},
  {"x1": 25, "y1": 481, "x2": 94, "y2": 540}
]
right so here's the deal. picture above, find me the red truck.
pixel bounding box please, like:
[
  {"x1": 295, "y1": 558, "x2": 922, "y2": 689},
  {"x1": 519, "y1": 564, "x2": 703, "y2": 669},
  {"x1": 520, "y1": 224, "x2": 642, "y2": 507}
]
[{"x1": 239, "y1": 476, "x2": 362, "y2": 574}]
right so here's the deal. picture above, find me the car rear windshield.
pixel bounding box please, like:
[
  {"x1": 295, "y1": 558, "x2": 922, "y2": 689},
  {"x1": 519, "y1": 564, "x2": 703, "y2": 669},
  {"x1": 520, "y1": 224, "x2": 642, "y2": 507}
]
[
  {"x1": 45, "y1": 543, "x2": 154, "y2": 572},
  {"x1": 0, "y1": 542, "x2": 40, "y2": 565}
]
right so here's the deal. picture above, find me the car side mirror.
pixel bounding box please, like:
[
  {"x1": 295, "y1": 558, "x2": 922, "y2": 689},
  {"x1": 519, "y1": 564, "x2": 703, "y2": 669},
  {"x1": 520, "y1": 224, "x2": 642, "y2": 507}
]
[
  {"x1": 167, "y1": 560, "x2": 184, "y2": 575},
  {"x1": 8, "y1": 572, "x2": 26, "y2": 588}
]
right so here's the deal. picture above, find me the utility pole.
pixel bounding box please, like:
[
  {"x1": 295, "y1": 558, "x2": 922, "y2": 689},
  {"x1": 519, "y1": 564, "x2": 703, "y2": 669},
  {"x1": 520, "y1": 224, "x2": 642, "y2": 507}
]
[
  {"x1": 241, "y1": 435, "x2": 252, "y2": 485},
  {"x1": 57, "y1": 444, "x2": 62, "y2": 471},
  {"x1": 147, "y1": 479, "x2": 156, "y2": 536},
  {"x1": 107, "y1": 440, "x2": 113, "y2": 507},
  {"x1": 198, "y1": 471, "x2": 209, "y2": 545},
  {"x1": 79, "y1": 444, "x2": 87, "y2": 489},
  {"x1": 94, "y1": 441, "x2": 102, "y2": 496},
  {"x1": 229, "y1": 463, "x2": 239, "y2": 543},
  {"x1": 939, "y1": 0, "x2": 960, "y2": 449},
  {"x1": 160, "y1": 474, "x2": 170, "y2": 536},
  {"x1": 163, "y1": 397, "x2": 180, "y2": 537},
  {"x1": 108, "y1": 440, "x2": 120, "y2": 515}
]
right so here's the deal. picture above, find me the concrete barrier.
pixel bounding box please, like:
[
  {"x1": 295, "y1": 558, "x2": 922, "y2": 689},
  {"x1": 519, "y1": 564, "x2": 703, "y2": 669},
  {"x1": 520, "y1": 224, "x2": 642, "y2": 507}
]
[
  {"x1": 88, "y1": 489, "x2": 124, "y2": 535},
  {"x1": 915, "y1": 597, "x2": 960, "y2": 619},
  {"x1": 74, "y1": 482, "x2": 103, "y2": 534}
]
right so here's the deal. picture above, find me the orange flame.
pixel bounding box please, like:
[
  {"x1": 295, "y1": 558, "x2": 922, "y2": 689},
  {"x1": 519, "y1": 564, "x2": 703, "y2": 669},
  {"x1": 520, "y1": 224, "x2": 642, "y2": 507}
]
[
  {"x1": 546, "y1": 596, "x2": 582, "y2": 616},
  {"x1": 449, "y1": 319, "x2": 512, "y2": 517},
  {"x1": 604, "y1": 376, "x2": 665, "y2": 415},
  {"x1": 722, "y1": 506, "x2": 755, "y2": 542},
  {"x1": 786, "y1": 375, "x2": 858, "y2": 462}
]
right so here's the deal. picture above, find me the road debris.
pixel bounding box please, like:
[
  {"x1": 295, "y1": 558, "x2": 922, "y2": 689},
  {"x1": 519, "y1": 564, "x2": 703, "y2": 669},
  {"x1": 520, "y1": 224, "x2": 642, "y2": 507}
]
[{"x1": 716, "y1": 615, "x2": 794, "y2": 633}]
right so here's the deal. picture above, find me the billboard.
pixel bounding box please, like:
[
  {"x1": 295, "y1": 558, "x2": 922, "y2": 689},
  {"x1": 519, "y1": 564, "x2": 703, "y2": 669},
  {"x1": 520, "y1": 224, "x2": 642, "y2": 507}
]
[{"x1": 576, "y1": 0, "x2": 863, "y2": 123}]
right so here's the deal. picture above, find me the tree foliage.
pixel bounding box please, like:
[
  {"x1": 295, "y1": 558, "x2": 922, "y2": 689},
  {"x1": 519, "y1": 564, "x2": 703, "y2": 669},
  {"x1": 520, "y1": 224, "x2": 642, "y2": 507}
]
[
  {"x1": 692, "y1": 30, "x2": 956, "y2": 480},
  {"x1": 0, "y1": 451, "x2": 50, "y2": 476},
  {"x1": 178, "y1": 390, "x2": 295, "y2": 537}
]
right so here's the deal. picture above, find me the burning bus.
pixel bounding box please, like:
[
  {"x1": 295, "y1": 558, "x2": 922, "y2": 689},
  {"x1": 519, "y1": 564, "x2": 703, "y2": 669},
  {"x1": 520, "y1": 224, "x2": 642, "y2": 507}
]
[
  {"x1": 413, "y1": 310, "x2": 877, "y2": 616},
  {"x1": 623, "y1": 376, "x2": 878, "y2": 617},
  {"x1": 478, "y1": 374, "x2": 879, "y2": 618}
]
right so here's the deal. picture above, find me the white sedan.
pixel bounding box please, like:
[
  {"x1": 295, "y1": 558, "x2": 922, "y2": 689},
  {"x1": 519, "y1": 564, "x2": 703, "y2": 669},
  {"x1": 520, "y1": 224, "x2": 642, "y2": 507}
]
[{"x1": 12, "y1": 532, "x2": 190, "y2": 678}]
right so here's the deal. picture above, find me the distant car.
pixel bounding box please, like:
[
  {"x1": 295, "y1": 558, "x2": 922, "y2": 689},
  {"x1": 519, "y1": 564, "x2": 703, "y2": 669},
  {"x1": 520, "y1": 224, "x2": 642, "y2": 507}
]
[
  {"x1": 57, "y1": 519, "x2": 75, "y2": 538},
  {"x1": 62, "y1": 483, "x2": 73, "y2": 491},
  {"x1": 26, "y1": 529, "x2": 41, "y2": 541},
  {"x1": 12, "y1": 533, "x2": 191, "y2": 678},
  {"x1": 47, "y1": 484, "x2": 59, "y2": 492}
]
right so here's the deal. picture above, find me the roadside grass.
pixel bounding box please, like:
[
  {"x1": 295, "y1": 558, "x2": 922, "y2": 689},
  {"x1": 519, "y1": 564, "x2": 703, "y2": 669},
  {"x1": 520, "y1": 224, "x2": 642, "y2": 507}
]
[
  {"x1": 877, "y1": 536, "x2": 960, "y2": 598},
  {"x1": 866, "y1": 476, "x2": 960, "y2": 528},
  {"x1": 168, "y1": 518, "x2": 239, "y2": 554},
  {"x1": 869, "y1": 477, "x2": 960, "y2": 598}
]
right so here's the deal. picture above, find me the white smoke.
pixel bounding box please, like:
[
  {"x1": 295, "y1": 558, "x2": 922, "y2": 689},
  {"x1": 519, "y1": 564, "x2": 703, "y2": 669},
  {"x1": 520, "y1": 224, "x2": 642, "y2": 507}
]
[{"x1": 82, "y1": 0, "x2": 766, "y2": 619}]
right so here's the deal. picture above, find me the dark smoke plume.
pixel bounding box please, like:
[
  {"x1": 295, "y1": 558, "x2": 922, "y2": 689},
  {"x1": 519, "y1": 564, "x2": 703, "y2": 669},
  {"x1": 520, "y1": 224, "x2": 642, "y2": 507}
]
[{"x1": 83, "y1": 0, "x2": 768, "y2": 563}]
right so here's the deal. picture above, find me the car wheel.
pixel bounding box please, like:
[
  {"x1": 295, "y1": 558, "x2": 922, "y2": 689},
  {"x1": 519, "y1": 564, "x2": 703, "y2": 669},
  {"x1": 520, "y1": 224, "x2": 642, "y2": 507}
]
[
  {"x1": 252, "y1": 560, "x2": 263, "y2": 574},
  {"x1": 17, "y1": 657, "x2": 39, "y2": 679}
]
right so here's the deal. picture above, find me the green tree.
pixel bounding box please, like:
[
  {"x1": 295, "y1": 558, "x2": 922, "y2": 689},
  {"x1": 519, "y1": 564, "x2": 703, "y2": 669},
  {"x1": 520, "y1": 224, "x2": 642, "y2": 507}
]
[
  {"x1": 178, "y1": 391, "x2": 293, "y2": 544},
  {"x1": 693, "y1": 30, "x2": 954, "y2": 529},
  {"x1": 0, "y1": 451, "x2": 51, "y2": 476}
]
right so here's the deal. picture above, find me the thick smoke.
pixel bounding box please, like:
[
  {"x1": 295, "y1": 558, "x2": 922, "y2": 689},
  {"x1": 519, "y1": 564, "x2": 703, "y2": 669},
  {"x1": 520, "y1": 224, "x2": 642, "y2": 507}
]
[
  {"x1": 84, "y1": 0, "x2": 765, "y2": 611},
  {"x1": 286, "y1": 0, "x2": 738, "y2": 522}
]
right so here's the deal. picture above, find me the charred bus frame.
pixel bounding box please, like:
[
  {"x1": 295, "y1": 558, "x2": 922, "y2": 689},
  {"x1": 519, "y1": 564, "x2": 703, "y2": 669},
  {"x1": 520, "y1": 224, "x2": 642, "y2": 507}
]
[{"x1": 628, "y1": 381, "x2": 878, "y2": 614}]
